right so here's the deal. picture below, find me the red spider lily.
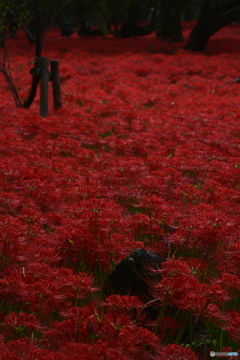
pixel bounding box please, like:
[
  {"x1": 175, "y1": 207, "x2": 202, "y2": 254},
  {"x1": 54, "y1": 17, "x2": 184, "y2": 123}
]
[
  {"x1": 127, "y1": 213, "x2": 151, "y2": 235},
  {"x1": 59, "y1": 305, "x2": 93, "y2": 322},
  {"x1": 162, "y1": 343, "x2": 200, "y2": 360},
  {"x1": 101, "y1": 295, "x2": 146, "y2": 327},
  {"x1": 117, "y1": 326, "x2": 163, "y2": 360},
  {"x1": 1, "y1": 312, "x2": 41, "y2": 330},
  {"x1": 151, "y1": 272, "x2": 210, "y2": 318},
  {"x1": 171, "y1": 289, "x2": 207, "y2": 316},
  {"x1": 205, "y1": 283, "x2": 235, "y2": 304},
  {"x1": 159, "y1": 259, "x2": 193, "y2": 277},
  {"x1": 0, "y1": 339, "x2": 39, "y2": 360},
  {"x1": 215, "y1": 273, "x2": 240, "y2": 299},
  {"x1": 40, "y1": 319, "x2": 82, "y2": 350},
  {"x1": 149, "y1": 259, "x2": 236, "y2": 324},
  {"x1": 0, "y1": 217, "x2": 23, "y2": 270},
  {"x1": 56, "y1": 268, "x2": 99, "y2": 300},
  {"x1": 154, "y1": 316, "x2": 179, "y2": 339},
  {"x1": 87, "y1": 301, "x2": 138, "y2": 341},
  {"x1": 184, "y1": 258, "x2": 208, "y2": 276},
  {"x1": 102, "y1": 295, "x2": 144, "y2": 310},
  {"x1": 225, "y1": 311, "x2": 240, "y2": 340},
  {"x1": 62, "y1": 341, "x2": 129, "y2": 360},
  {"x1": 0, "y1": 23, "x2": 240, "y2": 359},
  {"x1": 0, "y1": 312, "x2": 44, "y2": 340},
  {"x1": 0, "y1": 264, "x2": 97, "y2": 321},
  {"x1": 98, "y1": 311, "x2": 134, "y2": 335},
  {"x1": 203, "y1": 304, "x2": 232, "y2": 326}
]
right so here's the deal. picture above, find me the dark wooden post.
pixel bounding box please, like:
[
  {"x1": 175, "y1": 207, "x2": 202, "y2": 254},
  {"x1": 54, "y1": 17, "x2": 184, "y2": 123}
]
[
  {"x1": 40, "y1": 57, "x2": 49, "y2": 117},
  {"x1": 50, "y1": 60, "x2": 62, "y2": 109}
]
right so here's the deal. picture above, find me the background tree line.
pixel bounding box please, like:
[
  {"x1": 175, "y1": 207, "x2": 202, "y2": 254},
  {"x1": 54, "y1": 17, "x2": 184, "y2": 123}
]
[{"x1": 0, "y1": 0, "x2": 240, "y2": 51}]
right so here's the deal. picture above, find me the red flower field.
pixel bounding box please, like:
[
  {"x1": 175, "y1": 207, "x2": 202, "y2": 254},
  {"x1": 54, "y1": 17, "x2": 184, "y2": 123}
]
[{"x1": 0, "y1": 23, "x2": 240, "y2": 359}]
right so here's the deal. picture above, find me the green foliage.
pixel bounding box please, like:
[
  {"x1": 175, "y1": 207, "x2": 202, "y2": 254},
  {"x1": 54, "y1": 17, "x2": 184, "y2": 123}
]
[
  {"x1": 0, "y1": 0, "x2": 33, "y2": 45},
  {"x1": 0, "y1": 1, "x2": 8, "y2": 31}
]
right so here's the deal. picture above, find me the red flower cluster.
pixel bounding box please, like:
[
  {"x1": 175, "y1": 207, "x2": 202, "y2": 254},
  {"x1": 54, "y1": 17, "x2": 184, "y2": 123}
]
[{"x1": 0, "y1": 24, "x2": 240, "y2": 358}]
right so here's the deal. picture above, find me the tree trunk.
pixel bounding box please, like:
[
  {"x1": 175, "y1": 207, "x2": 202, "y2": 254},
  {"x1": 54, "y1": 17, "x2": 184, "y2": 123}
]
[
  {"x1": 185, "y1": 0, "x2": 240, "y2": 51},
  {"x1": 95, "y1": 0, "x2": 107, "y2": 36},
  {"x1": 156, "y1": 0, "x2": 182, "y2": 42},
  {"x1": 23, "y1": 0, "x2": 42, "y2": 109},
  {"x1": 119, "y1": 0, "x2": 140, "y2": 38},
  {"x1": 183, "y1": 0, "x2": 200, "y2": 21}
]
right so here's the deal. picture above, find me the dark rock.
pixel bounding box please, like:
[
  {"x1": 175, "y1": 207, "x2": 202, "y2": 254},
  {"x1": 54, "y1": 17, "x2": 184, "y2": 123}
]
[{"x1": 104, "y1": 248, "x2": 166, "y2": 302}]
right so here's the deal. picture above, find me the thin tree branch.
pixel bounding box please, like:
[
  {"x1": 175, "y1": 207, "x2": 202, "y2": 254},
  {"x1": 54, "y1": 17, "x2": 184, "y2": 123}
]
[
  {"x1": 0, "y1": 63, "x2": 22, "y2": 108},
  {"x1": 219, "y1": 4, "x2": 240, "y2": 26},
  {"x1": 44, "y1": 0, "x2": 73, "y2": 30},
  {"x1": 5, "y1": 6, "x2": 36, "y2": 41}
]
